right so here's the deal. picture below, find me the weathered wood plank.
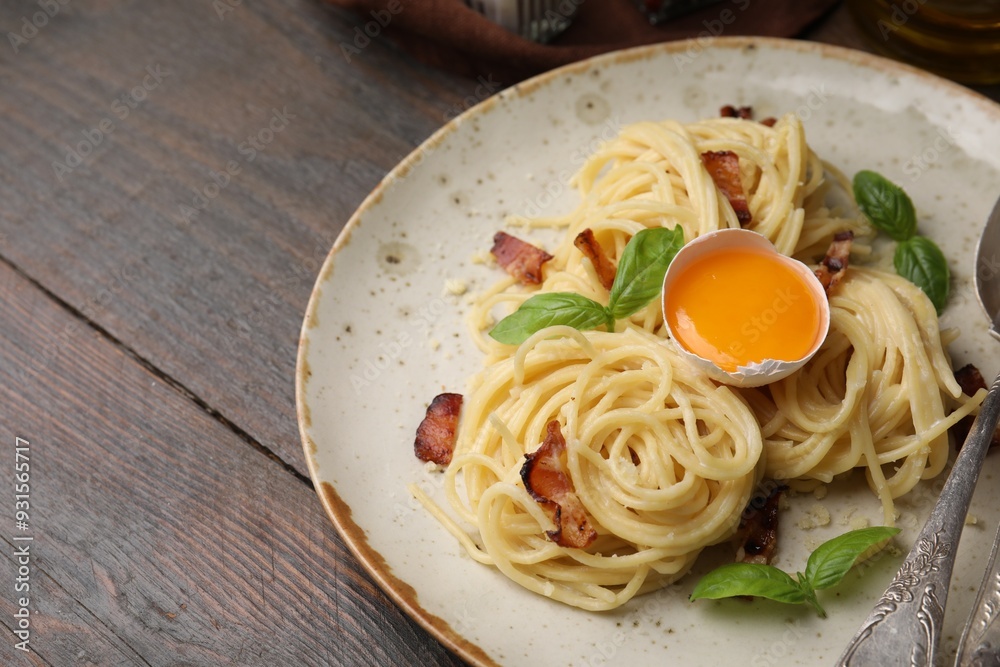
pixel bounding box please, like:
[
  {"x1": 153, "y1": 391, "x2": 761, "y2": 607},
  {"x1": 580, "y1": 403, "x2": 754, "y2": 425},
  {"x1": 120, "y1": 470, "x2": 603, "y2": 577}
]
[
  {"x1": 0, "y1": 537, "x2": 144, "y2": 667},
  {"x1": 0, "y1": 0, "x2": 478, "y2": 478},
  {"x1": 0, "y1": 261, "x2": 465, "y2": 665}
]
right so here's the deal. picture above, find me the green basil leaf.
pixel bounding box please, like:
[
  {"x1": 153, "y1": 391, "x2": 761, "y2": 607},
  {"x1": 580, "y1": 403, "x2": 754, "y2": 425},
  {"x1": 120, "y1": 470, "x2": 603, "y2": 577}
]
[
  {"x1": 488, "y1": 292, "x2": 609, "y2": 345},
  {"x1": 804, "y1": 527, "x2": 900, "y2": 591},
  {"x1": 607, "y1": 227, "x2": 685, "y2": 321},
  {"x1": 894, "y1": 236, "x2": 950, "y2": 314},
  {"x1": 690, "y1": 563, "x2": 807, "y2": 605},
  {"x1": 853, "y1": 170, "x2": 917, "y2": 242}
]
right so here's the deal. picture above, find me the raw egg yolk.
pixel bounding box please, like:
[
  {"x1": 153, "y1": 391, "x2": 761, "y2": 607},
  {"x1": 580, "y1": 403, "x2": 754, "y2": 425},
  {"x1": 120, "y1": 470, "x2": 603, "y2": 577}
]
[{"x1": 665, "y1": 247, "x2": 823, "y2": 372}]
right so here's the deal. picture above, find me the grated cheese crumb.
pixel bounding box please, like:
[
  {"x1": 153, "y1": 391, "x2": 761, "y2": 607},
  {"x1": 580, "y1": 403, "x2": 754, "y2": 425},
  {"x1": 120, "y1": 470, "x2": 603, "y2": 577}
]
[
  {"x1": 813, "y1": 485, "x2": 828, "y2": 500},
  {"x1": 849, "y1": 516, "x2": 871, "y2": 531},
  {"x1": 444, "y1": 278, "x2": 468, "y2": 296},
  {"x1": 797, "y1": 504, "x2": 831, "y2": 530},
  {"x1": 839, "y1": 506, "x2": 858, "y2": 526},
  {"x1": 428, "y1": 338, "x2": 441, "y2": 351},
  {"x1": 470, "y1": 250, "x2": 495, "y2": 266}
]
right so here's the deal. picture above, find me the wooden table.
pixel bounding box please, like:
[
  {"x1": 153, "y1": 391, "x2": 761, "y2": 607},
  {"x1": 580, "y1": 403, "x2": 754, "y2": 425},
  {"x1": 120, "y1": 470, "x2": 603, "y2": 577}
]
[{"x1": 1, "y1": 2, "x2": 996, "y2": 665}]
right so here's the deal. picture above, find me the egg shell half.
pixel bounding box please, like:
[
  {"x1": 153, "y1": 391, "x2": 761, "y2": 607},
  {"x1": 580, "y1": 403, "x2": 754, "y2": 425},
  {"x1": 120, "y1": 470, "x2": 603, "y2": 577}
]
[{"x1": 661, "y1": 228, "x2": 831, "y2": 388}]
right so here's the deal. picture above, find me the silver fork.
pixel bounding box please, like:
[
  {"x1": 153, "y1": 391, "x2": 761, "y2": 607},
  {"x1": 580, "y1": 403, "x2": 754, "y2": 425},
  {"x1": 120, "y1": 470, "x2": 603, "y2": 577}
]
[
  {"x1": 956, "y1": 518, "x2": 1000, "y2": 665},
  {"x1": 835, "y1": 194, "x2": 1000, "y2": 666}
]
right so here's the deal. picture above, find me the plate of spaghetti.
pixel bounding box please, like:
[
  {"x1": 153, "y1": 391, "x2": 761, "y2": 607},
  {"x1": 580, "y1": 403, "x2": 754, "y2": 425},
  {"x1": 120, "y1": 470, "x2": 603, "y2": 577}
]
[{"x1": 297, "y1": 37, "x2": 1000, "y2": 666}]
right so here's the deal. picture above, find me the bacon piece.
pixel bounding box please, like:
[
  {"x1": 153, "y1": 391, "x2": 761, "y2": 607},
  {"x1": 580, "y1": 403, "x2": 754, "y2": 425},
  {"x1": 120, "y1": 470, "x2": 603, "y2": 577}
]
[
  {"x1": 814, "y1": 230, "x2": 854, "y2": 294},
  {"x1": 736, "y1": 483, "x2": 786, "y2": 565},
  {"x1": 490, "y1": 231, "x2": 553, "y2": 285},
  {"x1": 573, "y1": 228, "x2": 616, "y2": 291},
  {"x1": 700, "y1": 150, "x2": 752, "y2": 227},
  {"x1": 520, "y1": 420, "x2": 597, "y2": 549},
  {"x1": 951, "y1": 364, "x2": 1000, "y2": 451},
  {"x1": 760, "y1": 117, "x2": 777, "y2": 127},
  {"x1": 414, "y1": 393, "x2": 462, "y2": 466},
  {"x1": 720, "y1": 105, "x2": 753, "y2": 119},
  {"x1": 956, "y1": 364, "x2": 988, "y2": 397}
]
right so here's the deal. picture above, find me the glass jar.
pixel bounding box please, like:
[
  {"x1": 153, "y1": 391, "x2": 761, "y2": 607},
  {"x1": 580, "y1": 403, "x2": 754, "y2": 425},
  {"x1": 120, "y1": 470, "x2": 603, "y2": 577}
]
[{"x1": 847, "y1": 0, "x2": 1000, "y2": 85}]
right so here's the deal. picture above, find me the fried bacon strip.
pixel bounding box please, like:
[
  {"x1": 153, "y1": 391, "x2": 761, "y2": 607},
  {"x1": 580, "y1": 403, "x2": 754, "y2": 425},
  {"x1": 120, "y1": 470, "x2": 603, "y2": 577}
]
[
  {"x1": 719, "y1": 104, "x2": 775, "y2": 126},
  {"x1": 736, "y1": 483, "x2": 786, "y2": 565},
  {"x1": 414, "y1": 393, "x2": 463, "y2": 466},
  {"x1": 490, "y1": 231, "x2": 553, "y2": 285},
  {"x1": 814, "y1": 230, "x2": 854, "y2": 294},
  {"x1": 952, "y1": 364, "x2": 1000, "y2": 451},
  {"x1": 520, "y1": 420, "x2": 598, "y2": 549},
  {"x1": 700, "y1": 150, "x2": 752, "y2": 227},
  {"x1": 720, "y1": 104, "x2": 753, "y2": 119},
  {"x1": 956, "y1": 364, "x2": 988, "y2": 397},
  {"x1": 573, "y1": 228, "x2": 616, "y2": 290}
]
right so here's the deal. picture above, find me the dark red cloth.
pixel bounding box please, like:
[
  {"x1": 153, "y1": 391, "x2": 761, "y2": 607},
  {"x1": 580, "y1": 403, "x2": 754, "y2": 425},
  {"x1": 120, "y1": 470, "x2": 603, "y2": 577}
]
[{"x1": 329, "y1": 0, "x2": 840, "y2": 82}]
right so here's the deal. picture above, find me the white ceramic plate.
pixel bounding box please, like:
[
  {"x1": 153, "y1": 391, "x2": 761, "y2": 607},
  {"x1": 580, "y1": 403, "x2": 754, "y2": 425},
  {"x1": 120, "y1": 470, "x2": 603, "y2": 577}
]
[{"x1": 297, "y1": 37, "x2": 1000, "y2": 666}]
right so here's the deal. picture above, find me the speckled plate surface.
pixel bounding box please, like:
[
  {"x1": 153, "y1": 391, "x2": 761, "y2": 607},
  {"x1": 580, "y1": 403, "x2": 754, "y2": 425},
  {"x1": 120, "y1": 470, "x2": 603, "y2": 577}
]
[{"x1": 297, "y1": 37, "x2": 1000, "y2": 666}]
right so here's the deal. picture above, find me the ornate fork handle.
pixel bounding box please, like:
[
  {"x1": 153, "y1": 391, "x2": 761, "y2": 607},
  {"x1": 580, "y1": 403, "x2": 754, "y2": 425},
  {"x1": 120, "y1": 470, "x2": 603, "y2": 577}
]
[
  {"x1": 957, "y1": 408, "x2": 1000, "y2": 667},
  {"x1": 957, "y1": 562, "x2": 1000, "y2": 666},
  {"x1": 836, "y1": 372, "x2": 1000, "y2": 667}
]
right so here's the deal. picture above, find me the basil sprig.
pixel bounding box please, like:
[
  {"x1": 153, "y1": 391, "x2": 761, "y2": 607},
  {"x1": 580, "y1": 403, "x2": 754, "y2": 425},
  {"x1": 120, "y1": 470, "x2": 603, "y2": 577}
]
[
  {"x1": 895, "y1": 236, "x2": 950, "y2": 314},
  {"x1": 690, "y1": 526, "x2": 899, "y2": 617},
  {"x1": 489, "y1": 227, "x2": 684, "y2": 345},
  {"x1": 852, "y1": 170, "x2": 917, "y2": 242},
  {"x1": 852, "y1": 170, "x2": 950, "y2": 314},
  {"x1": 488, "y1": 293, "x2": 611, "y2": 345}
]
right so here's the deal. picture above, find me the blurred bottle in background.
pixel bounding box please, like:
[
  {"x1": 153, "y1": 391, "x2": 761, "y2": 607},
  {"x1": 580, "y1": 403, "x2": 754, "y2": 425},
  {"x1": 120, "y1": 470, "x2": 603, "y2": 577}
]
[
  {"x1": 466, "y1": 0, "x2": 580, "y2": 42},
  {"x1": 848, "y1": 0, "x2": 1000, "y2": 85}
]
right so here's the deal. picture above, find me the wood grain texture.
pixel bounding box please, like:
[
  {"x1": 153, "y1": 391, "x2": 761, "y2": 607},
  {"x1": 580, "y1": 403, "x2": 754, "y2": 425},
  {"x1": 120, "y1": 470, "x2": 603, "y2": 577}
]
[
  {"x1": 2, "y1": 1, "x2": 998, "y2": 665},
  {"x1": 0, "y1": 261, "x2": 464, "y2": 666},
  {"x1": 2, "y1": 0, "x2": 996, "y2": 483},
  {"x1": 0, "y1": 0, "x2": 480, "y2": 478}
]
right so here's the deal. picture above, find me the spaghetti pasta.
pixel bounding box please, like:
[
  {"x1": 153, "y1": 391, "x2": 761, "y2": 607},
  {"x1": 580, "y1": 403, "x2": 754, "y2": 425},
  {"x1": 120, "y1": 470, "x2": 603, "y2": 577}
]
[{"x1": 412, "y1": 112, "x2": 985, "y2": 611}]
